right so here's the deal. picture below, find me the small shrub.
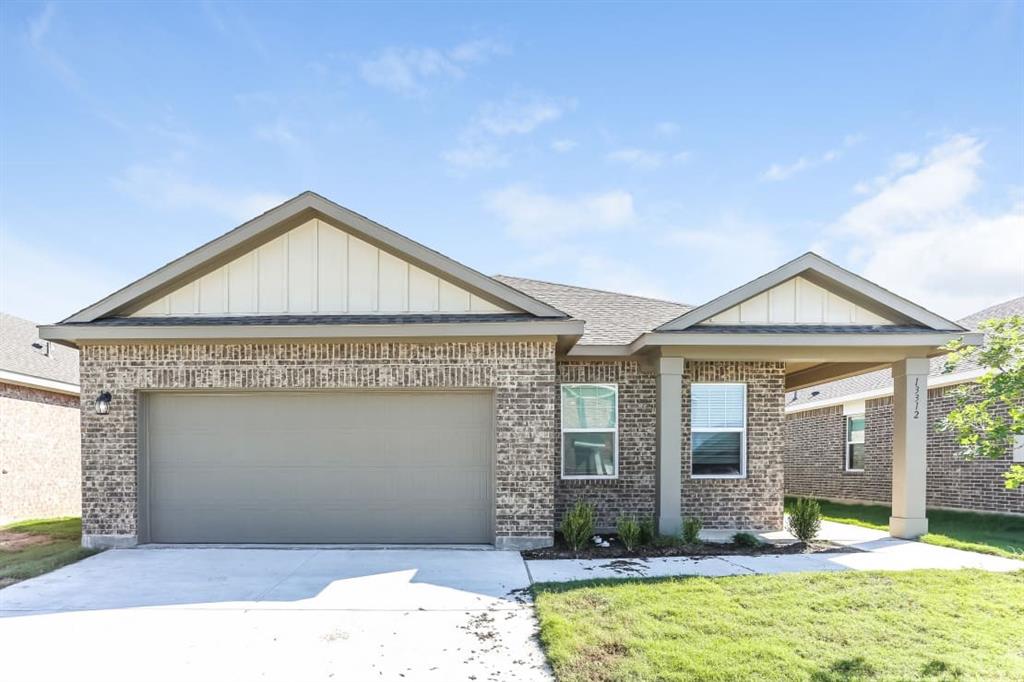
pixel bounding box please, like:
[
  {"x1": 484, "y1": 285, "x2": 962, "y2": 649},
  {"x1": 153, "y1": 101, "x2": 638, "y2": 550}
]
[
  {"x1": 732, "y1": 531, "x2": 762, "y2": 548},
  {"x1": 787, "y1": 497, "x2": 822, "y2": 543},
  {"x1": 682, "y1": 517, "x2": 703, "y2": 545},
  {"x1": 561, "y1": 500, "x2": 596, "y2": 553},
  {"x1": 616, "y1": 516, "x2": 642, "y2": 551},
  {"x1": 638, "y1": 518, "x2": 655, "y2": 545}
]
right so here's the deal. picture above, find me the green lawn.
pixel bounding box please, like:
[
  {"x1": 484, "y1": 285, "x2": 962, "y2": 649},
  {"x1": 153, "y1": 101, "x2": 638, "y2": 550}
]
[
  {"x1": 785, "y1": 497, "x2": 1024, "y2": 560},
  {"x1": 0, "y1": 517, "x2": 98, "y2": 588},
  {"x1": 534, "y1": 569, "x2": 1024, "y2": 682}
]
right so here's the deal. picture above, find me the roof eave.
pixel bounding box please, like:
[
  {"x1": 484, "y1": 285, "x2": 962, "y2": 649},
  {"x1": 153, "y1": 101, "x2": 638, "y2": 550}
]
[{"x1": 39, "y1": 318, "x2": 586, "y2": 347}]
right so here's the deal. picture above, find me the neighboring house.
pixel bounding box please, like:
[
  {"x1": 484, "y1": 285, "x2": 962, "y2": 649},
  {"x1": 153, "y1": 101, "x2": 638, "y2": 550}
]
[
  {"x1": 0, "y1": 313, "x2": 81, "y2": 524},
  {"x1": 39, "y1": 191, "x2": 979, "y2": 549},
  {"x1": 785, "y1": 297, "x2": 1024, "y2": 516}
]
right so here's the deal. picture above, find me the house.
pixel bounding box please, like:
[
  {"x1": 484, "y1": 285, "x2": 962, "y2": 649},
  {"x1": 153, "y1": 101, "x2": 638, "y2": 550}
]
[
  {"x1": 785, "y1": 297, "x2": 1024, "y2": 516},
  {"x1": 1, "y1": 313, "x2": 81, "y2": 524},
  {"x1": 39, "y1": 191, "x2": 979, "y2": 549}
]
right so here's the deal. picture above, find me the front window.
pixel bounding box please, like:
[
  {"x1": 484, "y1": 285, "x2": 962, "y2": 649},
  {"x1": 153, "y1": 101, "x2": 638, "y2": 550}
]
[
  {"x1": 691, "y1": 383, "x2": 746, "y2": 478},
  {"x1": 846, "y1": 414, "x2": 865, "y2": 471},
  {"x1": 561, "y1": 384, "x2": 618, "y2": 478}
]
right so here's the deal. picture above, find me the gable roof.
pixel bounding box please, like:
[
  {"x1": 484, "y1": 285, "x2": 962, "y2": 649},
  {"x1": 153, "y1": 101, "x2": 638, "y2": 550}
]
[
  {"x1": 656, "y1": 252, "x2": 964, "y2": 333},
  {"x1": 787, "y1": 296, "x2": 1024, "y2": 410},
  {"x1": 64, "y1": 191, "x2": 568, "y2": 323},
  {"x1": 494, "y1": 276, "x2": 691, "y2": 345},
  {"x1": 1, "y1": 313, "x2": 79, "y2": 388}
]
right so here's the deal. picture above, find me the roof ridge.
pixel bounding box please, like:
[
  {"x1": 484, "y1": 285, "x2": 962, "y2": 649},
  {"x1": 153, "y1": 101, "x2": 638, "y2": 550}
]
[{"x1": 494, "y1": 274, "x2": 691, "y2": 308}]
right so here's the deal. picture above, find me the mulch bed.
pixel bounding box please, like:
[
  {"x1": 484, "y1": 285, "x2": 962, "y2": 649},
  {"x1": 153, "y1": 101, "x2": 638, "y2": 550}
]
[{"x1": 522, "y1": 535, "x2": 859, "y2": 560}]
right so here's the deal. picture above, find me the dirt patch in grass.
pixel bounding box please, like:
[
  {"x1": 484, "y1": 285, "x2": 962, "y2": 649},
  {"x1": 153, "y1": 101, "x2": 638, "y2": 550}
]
[
  {"x1": 522, "y1": 534, "x2": 857, "y2": 560},
  {"x1": 0, "y1": 517, "x2": 99, "y2": 588},
  {"x1": 0, "y1": 531, "x2": 54, "y2": 552}
]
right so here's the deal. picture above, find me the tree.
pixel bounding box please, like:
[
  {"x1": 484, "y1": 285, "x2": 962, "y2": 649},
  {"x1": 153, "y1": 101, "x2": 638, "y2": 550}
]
[{"x1": 941, "y1": 315, "x2": 1024, "y2": 489}]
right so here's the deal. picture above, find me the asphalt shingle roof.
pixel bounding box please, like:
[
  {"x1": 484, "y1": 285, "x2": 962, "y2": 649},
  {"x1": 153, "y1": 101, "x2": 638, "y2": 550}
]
[
  {"x1": 0, "y1": 313, "x2": 79, "y2": 386},
  {"x1": 787, "y1": 296, "x2": 1024, "y2": 408},
  {"x1": 493, "y1": 275, "x2": 692, "y2": 345}
]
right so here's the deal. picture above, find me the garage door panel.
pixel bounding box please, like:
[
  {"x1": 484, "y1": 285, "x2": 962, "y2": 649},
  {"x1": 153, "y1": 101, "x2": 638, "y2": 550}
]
[{"x1": 145, "y1": 392, "x2": 493, "y2": 543}]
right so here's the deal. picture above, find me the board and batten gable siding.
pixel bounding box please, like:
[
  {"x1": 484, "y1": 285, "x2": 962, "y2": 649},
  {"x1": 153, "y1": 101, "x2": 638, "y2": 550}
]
[
  {"x1": 132, "y1": 219, "x2": 509, "y2": 316},
  {"x1": 705, "y1": 276, "x2": 893, "y2": 325}
]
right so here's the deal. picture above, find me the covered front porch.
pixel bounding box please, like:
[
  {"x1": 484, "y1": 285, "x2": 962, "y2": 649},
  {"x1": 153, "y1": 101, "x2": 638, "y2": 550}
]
[{"x1": 643, "y1": 330, "x2": 980, "y2": 539}]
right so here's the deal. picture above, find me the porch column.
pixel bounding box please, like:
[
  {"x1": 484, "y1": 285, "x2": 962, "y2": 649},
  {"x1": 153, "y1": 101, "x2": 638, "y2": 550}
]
[
  {"x1": 890, "y1": 358, "x2": 930, "y2": 538},
  {"x1": 656, "y1": 357, "x2": 684, "y2": 536}
]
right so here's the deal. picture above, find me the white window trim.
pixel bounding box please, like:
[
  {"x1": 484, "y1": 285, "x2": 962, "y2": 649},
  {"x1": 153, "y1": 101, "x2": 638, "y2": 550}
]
[
  {"x1": 845, "y1": 413, "x2": 865, "y2": 472},
  {"x1": 560, "y1": 383, "x2": 619, "y2": 480},
  {"x1": 691, "y1": 382, "x2": 747, "y2": 479}
]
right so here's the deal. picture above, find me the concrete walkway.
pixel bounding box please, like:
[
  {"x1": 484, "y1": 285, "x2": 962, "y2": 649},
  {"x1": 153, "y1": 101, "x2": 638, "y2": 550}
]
[
  {"x1": 0, "y1": 548, "x2": 551, "y2": 682},
  {"x1": 526, "y1": 520, "x2": 1024, "y2": 583}
]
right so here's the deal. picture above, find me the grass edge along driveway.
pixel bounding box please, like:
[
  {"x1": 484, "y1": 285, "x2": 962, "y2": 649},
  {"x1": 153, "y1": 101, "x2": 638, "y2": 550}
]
[
  {"x1": 533, "y1": 569, "x2": 1024, "y2": 682},
  {"x1": 784, "y1": 496, "x2": 1024, "y2": 560},
  {"x1": 0, "y1": 517, "x2": 98, "y2": 588}
]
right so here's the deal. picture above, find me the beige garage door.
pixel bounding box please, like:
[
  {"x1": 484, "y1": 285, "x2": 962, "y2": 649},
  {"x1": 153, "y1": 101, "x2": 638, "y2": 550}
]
[{"x1": 142, "y1": 391, "x2": 493, "y2": 544}]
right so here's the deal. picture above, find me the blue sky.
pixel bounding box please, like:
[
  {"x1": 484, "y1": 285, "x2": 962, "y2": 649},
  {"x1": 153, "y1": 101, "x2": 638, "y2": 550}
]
[{"x1": 1, "y1": 1, "x2": 1021, "y2": 324}]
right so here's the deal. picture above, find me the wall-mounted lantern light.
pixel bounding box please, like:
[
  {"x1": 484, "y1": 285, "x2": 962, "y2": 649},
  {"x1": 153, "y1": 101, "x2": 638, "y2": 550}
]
[{"x1": 95, "y1": 391, "x2": 112, "y2": 415}]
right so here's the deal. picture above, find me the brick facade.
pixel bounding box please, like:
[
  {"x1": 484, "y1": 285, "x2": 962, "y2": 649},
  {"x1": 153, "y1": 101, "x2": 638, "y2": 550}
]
[
  {"x1": 80, "y1": 345, "x2": 791, "y2": 546},
  {"x1": 79, "y1": 341, "x2": 557, "y2": 546},
  {"x1": 681, "y1": 362, "x2": 787, "y2": 530},
  {"x1": 554, "y1": 359, "x2": 787, "y2": 532},
  {"x1": 785, "y1": 384, "x2": 1023, "y2": 515},
  {"x1": 0, "y1": 382, "x2": 81, "y2": 523},
  {"x1": 555, "y1": 360, "x2": 658, "y2": 529}
]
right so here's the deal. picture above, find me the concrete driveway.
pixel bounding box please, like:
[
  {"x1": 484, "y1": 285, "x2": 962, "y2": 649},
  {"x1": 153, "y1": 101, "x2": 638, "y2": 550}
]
[{"x1": 0, "y1": 548, "x2": 551, "y2": 682}]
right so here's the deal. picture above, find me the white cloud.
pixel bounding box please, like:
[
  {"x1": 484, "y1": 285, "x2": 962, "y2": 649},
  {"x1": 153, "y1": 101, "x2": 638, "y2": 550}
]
[
  {"x1": 0, "y1": 231, "x2": 125, "y2": 324},
  {"x1": 607, "y1": 147, "x2": 691, "y2": 170},
  {"x1": 473, "y1": 96, "x2": 570, "y2": 136},
  {"x1": 440, "y1": 143, "x2": 508, "y2": 170},
  {"x1": 485, "y1": 185, "x2": 635, "y2": 242},
  {"x1": 28, "y1": 2, "x2": 55, "y2": 46},
  {"x1": 442, "y1": 96, "x2": 571, "y2": 170},
  {"x1": 855, "y1": 212, "x2": 1023, "y2": 319},
  {"x1": 825, "y1": 134, "x2": 1023, "y2": 319},
  {"x1": 834, "y1": 135, "x2": 982, "y2": 236},
  {"x1": 448, "y1": 38, "x2": 507, "y2": 63},
  {"x1": 852, "y1": 151, "x2": 923, "y2": 195},
  {"x1": 607, "y1": 148, "x2": 664, "y2": 170},
  {"x1": 761, "y1": 133, "x2": 864, "y2": 182},
  {"x1": 359, "y1": 39, "x2": 506, "y2": 96},
  {"x1": 551, "y1": 138, "x2": 577, "y2": 153},
  {"x1": 114, "y1": 164, "x2": 286, "y2": 222}
]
